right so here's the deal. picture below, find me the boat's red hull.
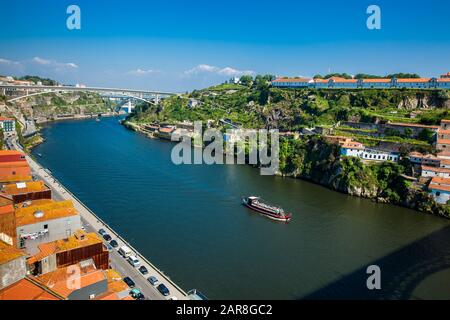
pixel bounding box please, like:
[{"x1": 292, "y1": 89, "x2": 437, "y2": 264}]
[{"x1": 243, "y1": 202, "x2": 292, "y2": 222}]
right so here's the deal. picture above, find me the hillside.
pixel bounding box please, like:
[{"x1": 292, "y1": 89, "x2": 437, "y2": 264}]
[
  {"x1": 131, "y1": 84, "x2": 450, "y2": 130},
  {"x1": 9, "y1": 91, "x2": 111, "y2": 122},
  {"x1": 128, "y1": 82, "x2": 450, "y2": 218}
]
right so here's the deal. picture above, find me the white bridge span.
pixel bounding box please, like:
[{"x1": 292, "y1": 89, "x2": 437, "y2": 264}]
[{"x1": 0, "y1": 84, "x2": 179, "y2": 104}]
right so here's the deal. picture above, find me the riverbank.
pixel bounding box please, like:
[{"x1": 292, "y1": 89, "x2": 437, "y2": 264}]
[
  {"x1": 122, "y1": 120, "x2": 450, "y2": 219},
  {"x1": 10, "y1": 136, "x2": 189, "y2": 300},
  {"x1": 32, "y1": 117, "x2": 450, "y2": 299}
]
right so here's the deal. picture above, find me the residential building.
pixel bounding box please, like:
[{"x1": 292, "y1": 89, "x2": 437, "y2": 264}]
[
  {"x1": 0, "y1": 202, "x2": 15, "y2": 246},
  {"x1": 408, "y1": 152, "x2": 441, "y2": 167},
  {"x1": 323, "y1": 135, "x2": 353, "y2": 146},
  {"x1": 32, "y1": 260, "x2": 131, "y2": 300},
  {"x1": 1, "y1": 181, "x2": 51, "y2": 204},
  {"x1": 360, "y1": 148, "x2": 400, "y2": 162},
  {"x1": 187, "y1": 98, "x2": 199, "y2": 108},
  {"x1": 0, "y1": 161, "x2": 32, "y2": 183},
  {"x1": 0, "y1": 150, "x2": 27, "y2": 163},
  {"x1": 0, "y1": 277, "x2": 62, "y2": 300},
  {"x1": 0, "y1": 241, "x2": 26, "y2": 290},
  {"x1": 157, "y1": 126, "x2": 176, "y2": 140},
  {"x1": 0, "y1": 117, "x2": 15, "y2": 133},
  {"x1": 340, "y1": 141, "x2": 365, "y2": 157},
  {"x1": 440, "y1": 158, "x2": 450, "y2": 169},
  {"x1": 421, "y1": 165, "x2": 450, "y2": 178},
  {"x1": 340, "y1": 140, "x2": 399, "y2": 162},
  {"x1": 14, "y1": 199, "x2": 81, "y2": 255},
  {"x1": 440, "y1": 119, "x2": 450, "y2": 131},
  {"x1": 429, "y1": 177, "x2": 450, "y2": 204},
  {"x1": 27, "y1": 230, "x2": 109, "y2": 275},
  {"x1": 34, "y1": 260, "x2": 109, "y2": 300}
]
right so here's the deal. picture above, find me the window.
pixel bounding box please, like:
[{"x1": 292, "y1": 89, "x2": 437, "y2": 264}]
[
  {"x1": 44, "y1": 224, "x2": 48, "y2": 229},
  {"x1": 436, "y1": 192, "x2": 441, "y2": 197}
]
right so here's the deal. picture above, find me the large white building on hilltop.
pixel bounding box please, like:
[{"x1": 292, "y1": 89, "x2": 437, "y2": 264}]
[{"x1": 271, "y1": 73, "x2": 450, "y2": 90}]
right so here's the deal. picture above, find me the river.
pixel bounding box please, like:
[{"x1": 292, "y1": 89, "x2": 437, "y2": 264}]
[{"x1": 31, "y1": 117, "x2": 450, "y2": 300}]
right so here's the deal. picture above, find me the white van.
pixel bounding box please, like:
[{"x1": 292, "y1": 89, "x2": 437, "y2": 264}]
[
  {"x1": 118, "y1": 245, "x2": 132, "y2": 258},
  {"x1": 127, "y1": 255, "x2": 140, "y2": 267}
]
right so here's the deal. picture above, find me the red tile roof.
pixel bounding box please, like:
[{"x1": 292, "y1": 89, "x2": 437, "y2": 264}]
[
  {"x1": 272, "y1": 78, "x2": 311, "y2": 83},
  {"x1": 159, "y1": 127, "x2": 175, "y2": 133},
  {"x1": 327, "y1": 77, "x2": 357, "y2": 83},
  {"x1": 437, "y1": 139, "x2": 450, "y2": 145},
  {"x1": 0, "y1": 240, "x2": 25, "y2": 265},
  {"x1": 341, "y1": 141, "x2": 365, "y2": 150},
  {"x1": 0, "y1": 278, "x2": 62, "y2": 300},
  {"x1": 0, "y1": 204, "x2": 14, "y2": 216},
  {"x1": 397, "y1": 78, "x2": 431, "y2": 83},
  {"x1": 362, "y1": 79, "x2": 391, "y2": 83},
  {"x1": 35, "y1": 264, "x2": 106, "y2": 299},
  {"x1": 422, "y1": 165, "x2": 450, "y2": 174}
]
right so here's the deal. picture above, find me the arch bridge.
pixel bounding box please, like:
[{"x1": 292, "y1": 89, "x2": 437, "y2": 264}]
[{"x1": 0, "y1": 84, "x2": 178, "y2": 104}]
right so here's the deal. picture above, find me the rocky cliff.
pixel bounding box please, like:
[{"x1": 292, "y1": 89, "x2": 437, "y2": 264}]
[{"x1": 278, "y1": 136, "x2": 450, "y2": 218}]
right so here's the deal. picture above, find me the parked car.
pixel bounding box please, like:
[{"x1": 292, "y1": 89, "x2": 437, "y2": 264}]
[
  {"x1": 103, "y1": 234, "x2": 112, "y2": 241},
  {"x1": 127, "y1": 255, "x2": 140, "y2": 267},
  {"x1": 130, "y1": 289, "x2": 145, "y2": 300},
  {"x1": 98, "y1": 229, "x2": 107, "y2": 236},
  {"x1": 138, "y1": 266, "x2": 148, "y2": 275},
  {"x1": 147, "y1": 276, "x2": 158, "y2": 286},
  {"x1": 109, "y1": 240, "x2": 119, "y2": 248},
  {"x1": 104, "y1": 243, "x2": 113, "y2": 251},
  {"x1": 118, "y1": 245, "x2": 132, "y2": 258},
  {"x1": 169, "y1": 296, "x2": 178, "y2": 300},
  {"x1": 157, "y1": 283, "x2": 170, "y2": 296},
  {"x1": 123, "y1": 277, "x2": 135, "y2": 288}
]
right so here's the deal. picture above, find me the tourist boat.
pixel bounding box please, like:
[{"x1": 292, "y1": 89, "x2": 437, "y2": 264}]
[{"x1": 241, "y1": 196, "x2": 292, "y2": 222}]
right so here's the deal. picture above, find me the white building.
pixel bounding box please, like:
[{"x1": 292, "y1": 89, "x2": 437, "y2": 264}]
[
  {"x1": 395, "y1": 78, "x2": 431, "y2": 89},
  {"x1": 229, "y1": 77, "x2": 240, "y2": 84},
  {"x1": 271, "y1": 78, "x2": 312, "y2": 88},
  {"x1": 421, "y1": 165, "x2": 450, "y2": 178},
  {"x1": 361, "y1": 78, "x2": 393, "y2": 89},
  {"x1": 14, "y1": 200, "x2": 81, "y2": 255},
  {"x1": 408, "y1": 152, "x2": 441, "y2": 167},
  {"x1": 436, "y1": 78, "x2": 450, "y2": 89},
  {"x1": 328, "y1": 77, "x2": 359, "y2": 89},
  {"x1": 429, "y1": 177, "x2": 450, "y2": 204},
  {"x1": 340, "y1": 141, "x2": 399, "y2": 162}
]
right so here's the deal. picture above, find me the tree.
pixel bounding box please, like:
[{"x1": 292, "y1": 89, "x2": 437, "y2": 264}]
[
  {"x1": 418, "y1": 128, "x2": 435, "y2": 144},
  {"x1": 240, "y1": 75, "x2": 253, "y2": 87},
  {"x1": 386, "y1": 73, "x2": 420, "y2": 79}
]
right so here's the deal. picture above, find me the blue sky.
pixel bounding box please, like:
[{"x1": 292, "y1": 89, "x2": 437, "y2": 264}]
[{"x1": 0, "y1": 0, "x2": 449, "y2": 91}]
